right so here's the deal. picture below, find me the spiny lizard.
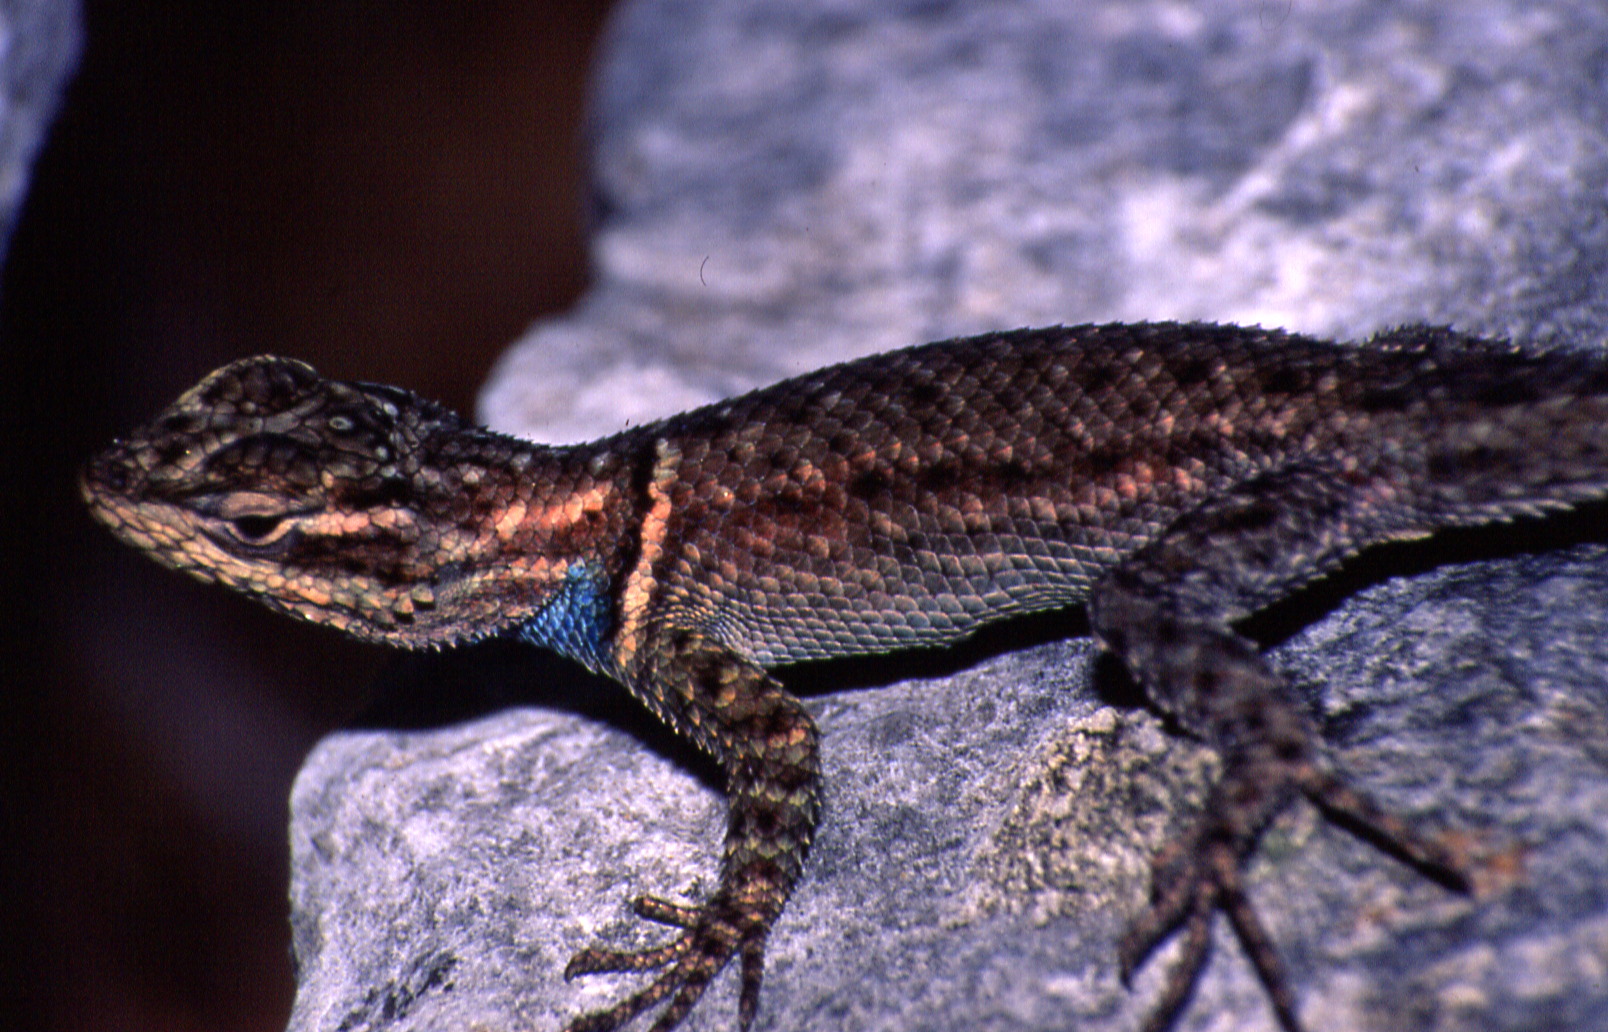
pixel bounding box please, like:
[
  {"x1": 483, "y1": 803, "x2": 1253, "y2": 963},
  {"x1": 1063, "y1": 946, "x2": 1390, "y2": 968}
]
[{"x1": 81, "y1": 322, "x2": 1608, "y2": 1032}]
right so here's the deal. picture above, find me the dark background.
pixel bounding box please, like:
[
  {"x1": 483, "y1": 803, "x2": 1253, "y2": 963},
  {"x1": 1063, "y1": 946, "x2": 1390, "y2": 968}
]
[{"x1": 4, "y1": 2, "x2": 619, "y2": 1029}]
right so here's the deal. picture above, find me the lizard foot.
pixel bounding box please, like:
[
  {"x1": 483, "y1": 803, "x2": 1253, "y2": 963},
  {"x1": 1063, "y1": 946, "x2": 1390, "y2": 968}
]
[
  {"x1": 562, "y1": 892, "x2": 770, "y2": 1032},
  {"x1": 1119, "y1": 818, "x2": 1303, "y2": 1032},
  {"x1": 1119, "y1": 762, "x2": 1480, "y2": 1032}
]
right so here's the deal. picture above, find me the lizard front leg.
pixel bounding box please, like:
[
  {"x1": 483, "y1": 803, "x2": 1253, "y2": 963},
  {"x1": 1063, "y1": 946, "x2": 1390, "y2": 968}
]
[
  {"x1": 563, "y1": 627, "x2": 821, "y2": 1032},
  {"x1": 1089, "y1": 464, "x2": 1480, "y2": 1032}
]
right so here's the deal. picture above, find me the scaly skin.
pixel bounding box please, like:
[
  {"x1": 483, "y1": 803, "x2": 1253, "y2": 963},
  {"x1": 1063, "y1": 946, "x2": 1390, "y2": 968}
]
[{"x1": 82, "y1": 322, "x2": 1608, "y2": 1031}]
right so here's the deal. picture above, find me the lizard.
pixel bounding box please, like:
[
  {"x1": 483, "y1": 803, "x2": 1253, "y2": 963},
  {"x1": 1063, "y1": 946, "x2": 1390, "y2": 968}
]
[{"x1": 80, "y1": 321, "x2": 1608, "y2": 1032}]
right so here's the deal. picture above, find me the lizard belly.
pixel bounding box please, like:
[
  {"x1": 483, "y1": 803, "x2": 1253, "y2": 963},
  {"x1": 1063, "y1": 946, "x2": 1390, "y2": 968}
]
[{"x1": 707, "y1": 538, "x2": 1101, "y2": 665}]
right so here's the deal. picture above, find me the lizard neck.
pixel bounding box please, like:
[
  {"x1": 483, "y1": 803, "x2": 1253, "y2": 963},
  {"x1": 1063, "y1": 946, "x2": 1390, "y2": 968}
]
[{"x1": 388, "y1": 425, "x2": 637, "y2": 650}]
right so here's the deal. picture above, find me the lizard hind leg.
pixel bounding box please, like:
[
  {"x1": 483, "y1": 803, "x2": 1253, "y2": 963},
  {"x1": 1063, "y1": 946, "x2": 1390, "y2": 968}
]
[{"x1": 1089, "y1": 463, "x2": 1483, "y2": 1032}]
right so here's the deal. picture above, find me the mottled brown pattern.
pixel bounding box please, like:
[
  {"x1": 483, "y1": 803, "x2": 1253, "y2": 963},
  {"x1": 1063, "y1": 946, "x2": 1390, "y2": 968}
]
[{"x1": 83, "y1": 322, "x2": 1608, "y2": 1032}]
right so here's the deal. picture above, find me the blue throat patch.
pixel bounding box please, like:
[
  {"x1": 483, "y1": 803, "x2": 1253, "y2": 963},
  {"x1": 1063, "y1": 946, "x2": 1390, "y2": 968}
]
[{"x1": 517, "y1": 562, "x2": 615, "y2": 675}]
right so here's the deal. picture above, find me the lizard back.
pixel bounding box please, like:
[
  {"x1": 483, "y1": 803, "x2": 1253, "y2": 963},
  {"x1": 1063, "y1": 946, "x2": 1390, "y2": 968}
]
[{"x1": 627, "y1": 322, "x2": 1608, "y2": 665}]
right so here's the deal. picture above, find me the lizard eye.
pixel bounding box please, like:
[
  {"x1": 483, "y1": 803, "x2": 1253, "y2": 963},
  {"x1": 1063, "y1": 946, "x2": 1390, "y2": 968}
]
[
  {"x1": 212, "y1": 492, "x2": 300, "y2": 548},
  {"x1": 228, "y1": 513, "x2": 286, "y2": 543}
]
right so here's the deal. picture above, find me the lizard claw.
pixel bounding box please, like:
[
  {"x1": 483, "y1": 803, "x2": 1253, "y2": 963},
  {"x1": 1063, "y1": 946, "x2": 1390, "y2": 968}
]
[
  {"x1": 1121, "y1": 756, "x2": 1492, "y2": 1032},
  {"x1": 561, "y1": 893, "x2": 770, "y2": 1032},
  {"x1": 1121, "y1": 820, "x2": 1304, "y2": 1032}
]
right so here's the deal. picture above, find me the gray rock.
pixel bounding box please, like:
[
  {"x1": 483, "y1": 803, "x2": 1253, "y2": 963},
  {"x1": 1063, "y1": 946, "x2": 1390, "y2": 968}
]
[
  {"x1": 0, "y1": 0, "x2": 81, "y2": 256},
  {"x1": 289, "y1": 1, "x2": 1608, "y2": 1030}
]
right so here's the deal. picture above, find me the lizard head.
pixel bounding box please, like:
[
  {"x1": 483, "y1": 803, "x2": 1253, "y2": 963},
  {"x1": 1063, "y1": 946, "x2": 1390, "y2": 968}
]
[{"x1": 81, "y1": 355, "x2": 551, "y2": 646}]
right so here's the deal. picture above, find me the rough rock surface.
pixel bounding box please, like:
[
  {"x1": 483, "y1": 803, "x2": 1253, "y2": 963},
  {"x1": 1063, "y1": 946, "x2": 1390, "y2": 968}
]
[
  {"x1": 289, "y1": 2, "x2": 1608, "y2": 1031},
  {"x1": 0, "y1": 0, "x2": 80, "y2": 255}
]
